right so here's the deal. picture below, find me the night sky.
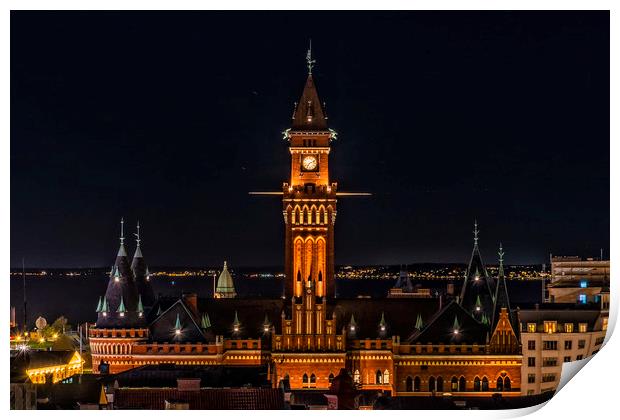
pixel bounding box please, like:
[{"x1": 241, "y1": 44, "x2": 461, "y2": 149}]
[{"x1": 11, "y1": 11, "x2": 609, "y2": 268}]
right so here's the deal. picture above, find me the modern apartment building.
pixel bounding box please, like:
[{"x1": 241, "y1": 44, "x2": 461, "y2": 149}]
[{"x1": 518, "y1": 301, "x2": 608, "y2": 395}]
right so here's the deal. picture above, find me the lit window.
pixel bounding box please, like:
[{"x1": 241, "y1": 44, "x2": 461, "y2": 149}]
[
  {"x1": 579, "y1": 294, "x2": 587, "y2": 304},
  {"x1": 527, "y1": 323, "x2": 536, "y2": 333},
  {"x1": 543, "y1": 321, "x2": 557, "y2": 334},
  {"x1": 564, "y1": 323, "x2": 573, "y2": 333},
  {"x1": 579, "y1": 323, "x2": 587, "y2": 333},
  {"x1": 603, "y1": 318, "x2": 608, "y2": 331},
  {"x1": 580, "y1": 280, "x2": 588, "y2": 288}
]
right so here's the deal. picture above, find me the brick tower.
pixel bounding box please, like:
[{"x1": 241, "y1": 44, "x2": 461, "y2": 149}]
[{"x1": 282, "y1": 45, "x2": 338, "y2": 299}]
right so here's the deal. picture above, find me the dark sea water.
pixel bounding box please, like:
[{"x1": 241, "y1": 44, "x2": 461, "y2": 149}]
[{"x1": 10, "y1": 273, "x2": 543, "y2": 329}]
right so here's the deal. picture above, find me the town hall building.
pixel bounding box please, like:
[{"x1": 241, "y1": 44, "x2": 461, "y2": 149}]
[{"x1": 88, "y1": 48, "x2": 523, "y2": 397}]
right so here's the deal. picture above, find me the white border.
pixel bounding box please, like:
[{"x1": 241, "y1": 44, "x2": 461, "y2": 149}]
[{"x1": 3, "y1": 2, "x2": 617, "y2": 419}]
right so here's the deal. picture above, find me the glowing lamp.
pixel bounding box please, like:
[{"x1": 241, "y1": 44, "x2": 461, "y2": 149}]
[
  {"x1": 53, "y1": 333, "x2": 58, "y2": 339},
  {"x1": 264, "y1": 327, "x2": 269, "y2": 333},
  {"x1": 39, "y1": 338, "x2": 45, "y2": 343},
  {"x1": 114, "y1": 276, "x2": 120, "y2": 282},
  {"x1": 175, "y1": 329, "x2": 181, "y2": 335},
  {"x1": 350, "y1": 326, "x2": 355, "y2": 332},
  {"x1": 453, "y1": 329, "x2": 459, "y2": 334},
  {"x1": 119, "y1": 312, "x2": 125, "y2": 317},
  {"x1": 15, "y1": 335, "x2": 21, "y2": 341},
  {"x1": 380, "y1": 326, "x2": 386, "y2": 331},
  {"x1": 475, "y1": 306, "x2": 481, "y2": 311},
  {"x1": 233, "y1": 326, "x2": 239, "y2": 332},
  {"x1": 138, "y1": 312, "x2": 143, "y2": 317},
  {"x1": 146, "y1": 275, "x2": 150, "y2": 281},
  {"x1": 474, "y1": 276, "x2": 480, "y2": 282},
  {"x1": 102, "y1": 311, "x2": 107, "y2": 317}
]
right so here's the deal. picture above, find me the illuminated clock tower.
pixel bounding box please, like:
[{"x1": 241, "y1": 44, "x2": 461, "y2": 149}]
[{"x1": 282, "y1": 47, "x2": 338, "y2": 299}]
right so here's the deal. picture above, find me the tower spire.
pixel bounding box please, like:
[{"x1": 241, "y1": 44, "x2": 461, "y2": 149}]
[
  {"x1": 120, "y1": 218, "x2": 125, "y2": 245},
  {"x1": 306, "y1": 39, "x2": 316, "y2": 75}
]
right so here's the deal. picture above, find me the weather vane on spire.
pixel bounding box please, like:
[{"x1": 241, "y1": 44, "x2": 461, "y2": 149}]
[
  {"x1": 120, "y1": 217, "x2": 125, "y2": 245},
  {"x1": 306, "y1": 39, "x2": 316, "y2": 75},
  {"x1": 498, "y1": 242, "x2": 504, "y2": 264},
  {"x1": 135, "y1": 220, "x2": 141, "y2": 248},
  {"x1": 473, "y1": 220, "x2": 479, "y2": 246}
]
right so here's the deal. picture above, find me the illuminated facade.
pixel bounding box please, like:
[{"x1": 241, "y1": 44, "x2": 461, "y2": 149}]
[{"x1": 89, "y1": 50, "x2": 524, "y2": 398}]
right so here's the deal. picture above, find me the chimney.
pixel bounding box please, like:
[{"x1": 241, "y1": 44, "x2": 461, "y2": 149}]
[{"x1": 183, "y1": 293, "x2": 198, "y2": 315}]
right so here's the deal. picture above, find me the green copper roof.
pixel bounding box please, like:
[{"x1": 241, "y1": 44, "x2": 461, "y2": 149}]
[
  {"x1": 350, "y1": 314, "x2": 357, "y2": 326},
  {"x1": 379, "y1": 312, "x2": 387, "y2": 327},
  {"x1": 117, "y1": 296, "x2": 126, "y2": 313},
  {"x1": 137, "y1": 295, "x2": 144, "y2": 313},
  {"x1": 201, "y1": 313, "x2": 211, "y2": 329},
  {"x1": 453, "y1": 315, "x2": 460, "y2": 331},
  {"x1": 475, "y1": 295, "x2": 482, "y2": 307},
  {"x1": 96, "y1": 296, "x2": 102, "y2": 312},
  {"x1": 101, "y1": 297, "x2": 108, "y2": 312},
  {"x1": 233, "y1": 310, "x2": 240, "y2": 326},
  {"x1": 415, "y1": 313, "x2": 424, "y2": 330},
  {"x1": 263, "y1": 313, "x2": 270, "y2": 326},
  {"x1": 156, "y1": 305, "x2": 162, "y2": 316},
  {"x1": 174, "y1": 313, "x2": 181, "y2": 330},
  {"x1": 216, "y1": 261, "x2": 237, "y2": 298}
]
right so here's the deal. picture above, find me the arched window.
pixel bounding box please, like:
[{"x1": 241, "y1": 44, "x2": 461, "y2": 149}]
[
  {"x1": 302, "y1": 373, "x2": 309, "y2": 388},
  {"x1": 459, "y1": 376, "x2": 466, "y2": 392},
  {"x1": 437, "y1": 376, "x2": 444, "y2": 392},
  {"x1": 482, "y1": 377, "x2": 489, "y2": 391},
  {"x1": 474, "y1": 376, "x2": 481, "y2": 391},
  {"x1": 310, "y1": 373, "x2": 316, "y2": 387},
  {"x1": 328, "y1": 373, "x2": 334, "y2": 384},
  {"x1": 496, "y1": 377, "x2": 504, "y2": 392},
  {"x1": 451, "y1": 376, "x2": 459, "y2": 392},
  {"x1": 383, "y1": 370, "x2": 390, "y2": 385},
  {"x1": 406, "y1": 376, "x2": 413, "y2": 392},
  {"x1": 375, "y1": 370, "x2": 383, "y2": 384},
  {"x1": 428, "y1": 376, "x2": 436, "y2": 392},
  {"x1": 504, "y1": 377, "x2": 511, "y2": 391},
  {"x1": 354, "y1": 369, "x2": 360, "y2": 383},
  {"x1": 414, "y1": 376, "x2": 421, "y2": 392}
]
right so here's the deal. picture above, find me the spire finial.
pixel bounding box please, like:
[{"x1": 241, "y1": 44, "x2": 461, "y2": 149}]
[
  {"x1": 498, "y1": 243, "x2": 505, "y2": 277},
  {"x1": 120, "y1": 217, "x2": 125, "y2": 245},
  {"x1": 306, "y1": 39, "x2": 316, "y2": 75},
  {"x1": 135, "y1": 220, "x2": 141, "y2": 248},
  {"x1": 473, "y1": 219, "x2": 479, "y2": 246}
]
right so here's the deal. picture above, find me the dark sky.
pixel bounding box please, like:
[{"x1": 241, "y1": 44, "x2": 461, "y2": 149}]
[{"x1": 11, "y1": 11, "x2": 609, "y2": 268}]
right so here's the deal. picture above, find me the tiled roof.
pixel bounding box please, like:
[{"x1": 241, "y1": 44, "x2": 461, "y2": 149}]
[{"x1": 114, "y1": 388, "x2": 285, "y2": 409}]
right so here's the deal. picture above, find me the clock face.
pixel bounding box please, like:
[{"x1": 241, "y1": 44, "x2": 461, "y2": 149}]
[{"x1": 302, "y1": 155, "x2": 318, "y2": 171}]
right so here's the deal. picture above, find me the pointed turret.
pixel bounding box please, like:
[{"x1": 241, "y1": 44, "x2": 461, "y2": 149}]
[
  {"x1": 378, "y1": 312, "x2": 388, "y2": 337},
  {"x1": 96, "y1": 219, "x2": 143, "y2": 328},
  {"x1": 291, "y1": 42, "x2": 328, "y2": 131},
  {"x1": 95, "y1": 296, "x2": 102, "y2": 313},
  {"x1": 215, "y1": 261, "x2": 237, "y2": 298},
  {"x1": 137, "y1": 295, "x2": 144, "y2": 316},
  {"x1": 173, "y1": 313, "x2": 182, "y2": 337},
  {"x1": 263, "y1": 314, "x2": 271, "y2": 334},
  {"x1": 232, "y1": 310, "x2": 241, "y2": 334},
  {"x1": 117, "y1": 296, "x2": 126, "y2": 314},
  {"x1": 201, "y1": 313, "x2": 211, "y2": 329},
  {"x1": 459, "y1": 221, "x2": 495, "y2": 322},
  {"x1": 130, "y1": 221, "x2": 156, "y2": 308},
  {"x1": 452, "y1": 315, "x2": 460, "y2": 333},
  {"x1": 415, "y1": 313, "x2": 424, "y2": 330},
  {"x1": 491, "y1": 243, "x2": 518, "y2": 334}
]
